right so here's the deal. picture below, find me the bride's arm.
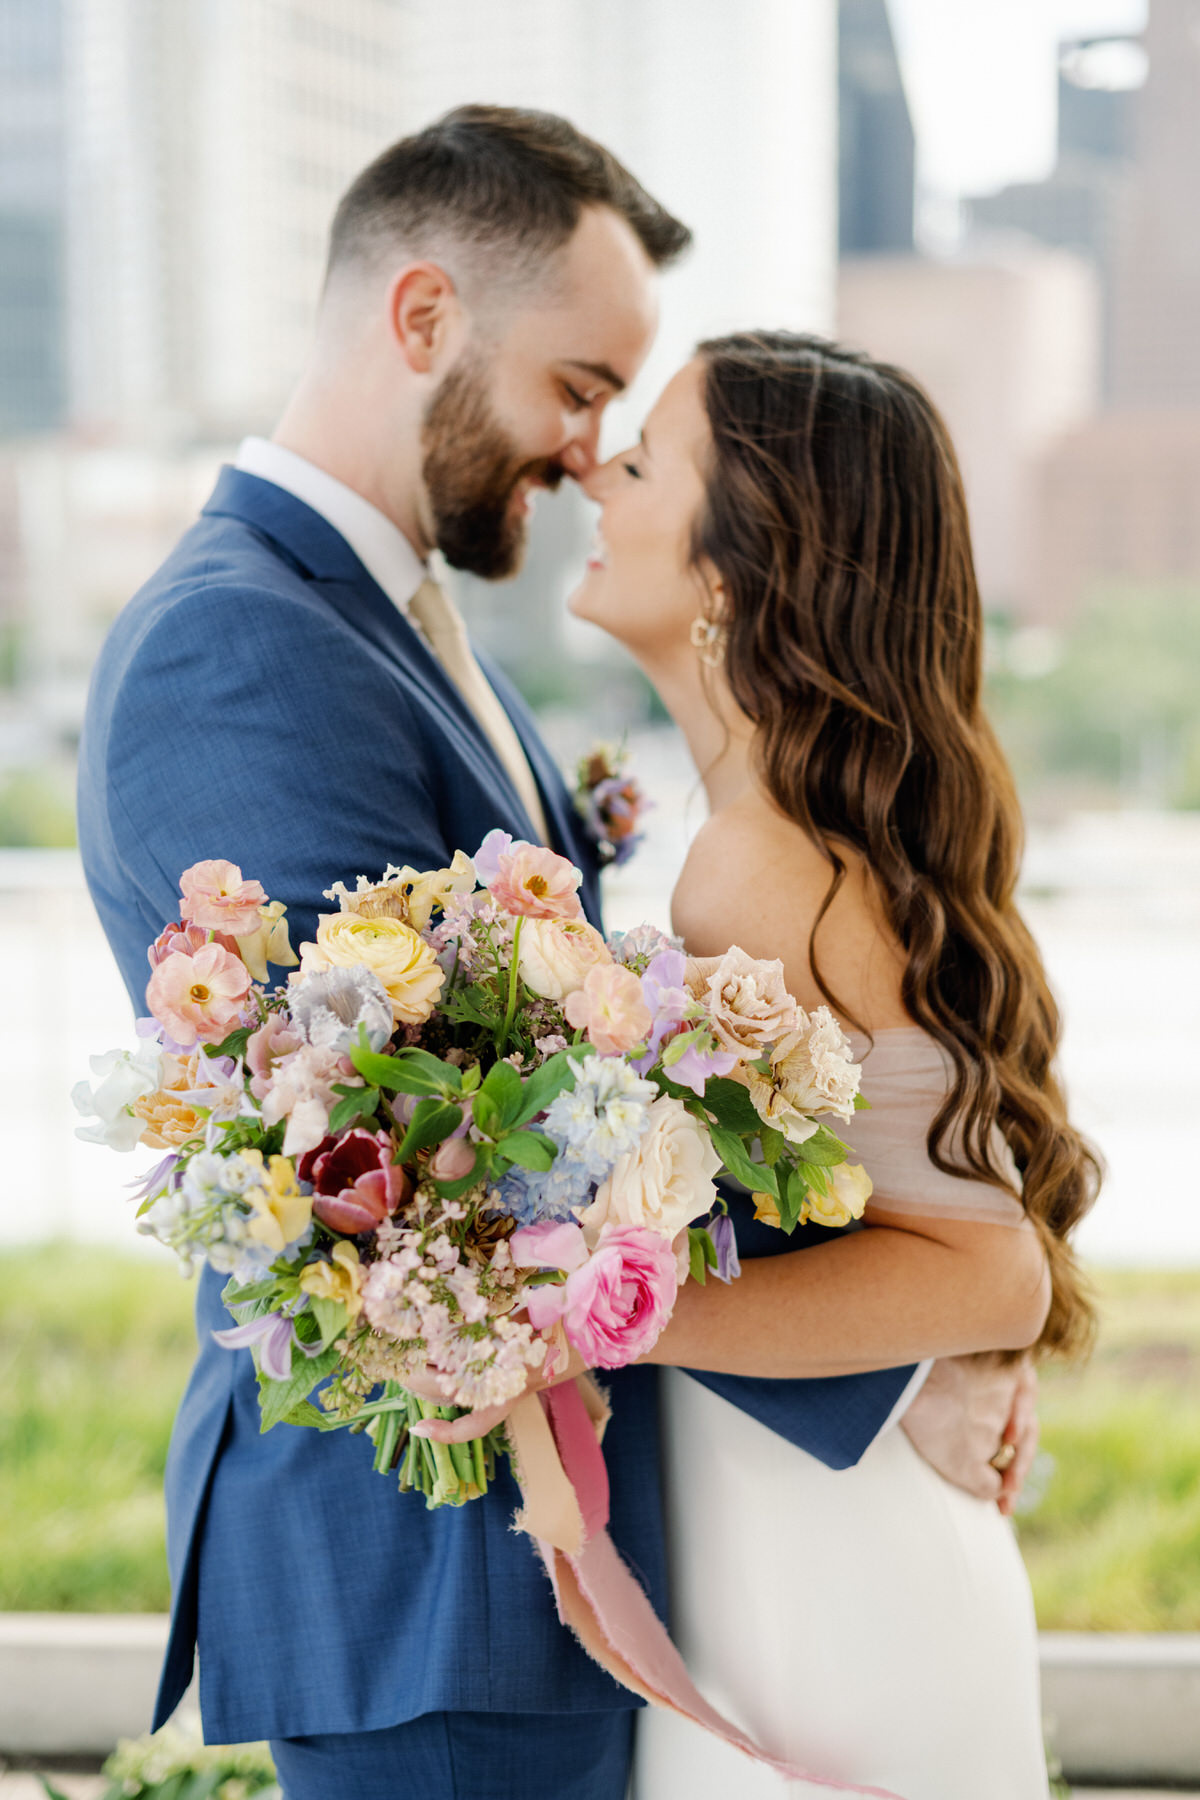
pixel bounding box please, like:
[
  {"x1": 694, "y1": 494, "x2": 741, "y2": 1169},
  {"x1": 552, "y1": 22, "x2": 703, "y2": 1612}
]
[{"x1": 644, "y1": 1210, "x2": 1051, "y2": 1377}]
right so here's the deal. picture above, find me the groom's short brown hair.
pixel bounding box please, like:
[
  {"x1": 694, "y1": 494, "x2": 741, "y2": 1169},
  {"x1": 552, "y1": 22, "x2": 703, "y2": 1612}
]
[{"x1": 326, "y1": 104, "x2": 691, "y2": 296}]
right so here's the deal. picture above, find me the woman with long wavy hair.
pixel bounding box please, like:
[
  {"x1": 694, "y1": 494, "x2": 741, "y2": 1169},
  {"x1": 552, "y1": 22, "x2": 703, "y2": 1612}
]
[{"x1": 570, "y1": 332, "x2": 1098, "y2": 1800}]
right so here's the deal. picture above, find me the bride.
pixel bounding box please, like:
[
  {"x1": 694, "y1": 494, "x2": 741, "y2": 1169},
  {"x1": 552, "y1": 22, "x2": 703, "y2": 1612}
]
[{"x1": 567, "y1": 331, "x2": 1099, "y2": 1800}]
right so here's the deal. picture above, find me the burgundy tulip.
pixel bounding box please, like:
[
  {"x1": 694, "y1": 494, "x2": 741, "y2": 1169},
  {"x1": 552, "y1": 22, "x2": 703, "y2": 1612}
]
[{"x1": 299, "y1": 1128, "x2": 409, "y2": 1236}]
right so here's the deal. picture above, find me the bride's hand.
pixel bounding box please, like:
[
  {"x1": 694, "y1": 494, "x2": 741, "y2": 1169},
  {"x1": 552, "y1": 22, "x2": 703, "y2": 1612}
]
[
  {"x1": 407, "y1": 1337, "x2": 591, "y2": 1444},
  {"x1": 901, "y1": 1351, "x2": 1038, "y2": 1508}
]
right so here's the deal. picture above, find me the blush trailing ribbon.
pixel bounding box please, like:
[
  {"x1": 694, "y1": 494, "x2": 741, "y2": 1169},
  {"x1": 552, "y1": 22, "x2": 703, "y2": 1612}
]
[{"x1": 505, "y1": 1377, "x2": 908, "y2": 1799}]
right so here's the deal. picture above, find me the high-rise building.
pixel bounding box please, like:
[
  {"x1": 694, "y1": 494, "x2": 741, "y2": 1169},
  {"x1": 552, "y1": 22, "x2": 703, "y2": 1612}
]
[
  {"x1": 837, "y1": 0, "x2": 914, "y2": 256},
  {"x1": 0, "y1": 0, "x2": 67, "y2": 435},
  {"x1": 967, "y1": 36, "x2": 1141, "y2": 396},
  {"x1": 1110, "y1": 0, "x2": 1200, "y2": 407},
  {"x1": 838, "y1": 245, "x2": 1101, "y2": 616}
]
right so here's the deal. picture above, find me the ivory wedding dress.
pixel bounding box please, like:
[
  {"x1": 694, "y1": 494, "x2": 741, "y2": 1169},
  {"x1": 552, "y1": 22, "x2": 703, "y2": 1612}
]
[{"x1": 632, "y1": 1029, "x2": 1050, "y2": 1800}]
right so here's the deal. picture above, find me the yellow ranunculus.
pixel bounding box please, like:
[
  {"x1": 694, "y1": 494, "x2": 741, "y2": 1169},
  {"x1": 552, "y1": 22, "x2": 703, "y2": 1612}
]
[
  {"x1": 300, "y1": 911, "x2": 445, "y2": 1026},
  {"x1": 802, "y1": 1161, "x2": 873, "y2": 1229},
  {"x1": 246, "y1": 1154, "x2": 312, "y2": 1251},
  {"x1": 235, "y1": 901, "x2": 299, "y2": 983},
  {"x1": 299, "y1": 1241, "x2": 363, "y2": 1322}
]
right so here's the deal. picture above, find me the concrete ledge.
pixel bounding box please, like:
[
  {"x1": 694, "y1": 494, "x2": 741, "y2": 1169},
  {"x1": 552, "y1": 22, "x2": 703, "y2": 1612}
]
[
  {"x1": 0, "y1": 1615, "x2": 168, "y2": 1756},
  {"x1": 2, "y1": 1616, "x2": 1200, "y2": 1780},
  {"x1": 1041, "y1": 1632, "x2": 1200, "y2": 1786}
]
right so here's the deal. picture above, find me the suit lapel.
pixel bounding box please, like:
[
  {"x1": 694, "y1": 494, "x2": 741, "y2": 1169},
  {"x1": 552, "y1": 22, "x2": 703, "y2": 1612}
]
[{"x1": 202, "y1": 467, "x2": 570, "y2": 858}]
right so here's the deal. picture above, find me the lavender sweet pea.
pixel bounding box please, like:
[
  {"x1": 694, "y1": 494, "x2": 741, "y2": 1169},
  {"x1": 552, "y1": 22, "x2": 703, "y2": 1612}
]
[{"x1": 212, "y1": 1309, "x2": 323, "y2": 1381}]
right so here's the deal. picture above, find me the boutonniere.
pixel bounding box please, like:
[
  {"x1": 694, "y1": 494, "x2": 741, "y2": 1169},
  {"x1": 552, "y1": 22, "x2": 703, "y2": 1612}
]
[{"x1": 574, "y1": 741, "x2": 650, "y2": 868}]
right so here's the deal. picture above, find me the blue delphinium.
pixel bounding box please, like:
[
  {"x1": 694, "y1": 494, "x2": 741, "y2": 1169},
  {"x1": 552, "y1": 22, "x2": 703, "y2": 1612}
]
[{"x1": 497, "y1": 1053, "x2": 656, "y2": 1225}]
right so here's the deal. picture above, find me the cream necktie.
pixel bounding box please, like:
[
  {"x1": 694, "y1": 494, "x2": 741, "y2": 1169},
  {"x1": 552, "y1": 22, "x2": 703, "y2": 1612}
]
[{"x1": 409, "y1": 575, "x2": 551, "y2": 845}]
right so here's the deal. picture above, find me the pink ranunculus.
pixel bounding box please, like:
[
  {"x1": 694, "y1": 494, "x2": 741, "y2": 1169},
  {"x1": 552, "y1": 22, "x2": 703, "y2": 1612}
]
[
  {"x1": 246, "y1": 1013, "x2": 306, "y2": 1100},
  {"x1": 563, "y1": 963, "x2": 653, "y2": 1057},
  {"x1": 145, "y1": 943, "x2": 254, "y2": 1048},
  {"x1": 147, "y1": 919, "x2": 239, "y2": 970},
  {"x1": 487, "y1": 842, "x2": 584, "y2": 921},
  {"x1": 299, "y1": 1128, "x2": 410, "y2": 1235},
  {"x1": 510, "y1": 1219, "x2": 589, "y2": 1273},
  {"x1": 179, "y1": 859, "x2": 268, "y2": 936},
  {"x1": 527, "y1": 1224, "x2": 678, "y2": 1368}
]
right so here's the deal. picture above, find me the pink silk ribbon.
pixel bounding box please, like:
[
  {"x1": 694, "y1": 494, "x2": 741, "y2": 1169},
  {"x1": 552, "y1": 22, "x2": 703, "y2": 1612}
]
[{"x1": 508, "y1": 1376, "x2": 909, "y2": 1800}]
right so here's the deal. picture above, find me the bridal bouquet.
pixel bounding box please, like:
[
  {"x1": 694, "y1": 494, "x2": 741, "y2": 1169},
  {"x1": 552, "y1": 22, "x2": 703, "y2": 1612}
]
[{"x1": 74, "y1": 835, "x2": 871, "y2": 1508}]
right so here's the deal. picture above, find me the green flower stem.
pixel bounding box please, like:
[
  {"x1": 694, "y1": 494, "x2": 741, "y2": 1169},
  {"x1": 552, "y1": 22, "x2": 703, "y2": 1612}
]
[
  {"x1": 471, "y1": 1433, "x2": 486, "y2": 1492},
  {"x1": 501, "y1": 915, "x2": 524, "y2": 1052}
]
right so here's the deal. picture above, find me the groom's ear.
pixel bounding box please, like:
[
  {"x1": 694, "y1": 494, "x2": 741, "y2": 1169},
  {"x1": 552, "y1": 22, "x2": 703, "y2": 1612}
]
[{"x1": 387, "y1": 263, "x2": 465, "y2": 374}]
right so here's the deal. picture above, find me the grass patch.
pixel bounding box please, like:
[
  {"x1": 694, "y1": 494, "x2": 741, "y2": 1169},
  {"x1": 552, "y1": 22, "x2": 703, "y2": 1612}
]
[
  {"x1": 0, "y1": 1244, "x2": 196, "y2": 1611},
  {"x1": 1021, "y1": 1268, "x2": 1200, "y2": 1631},
  {"x1": 1, "y1": 1251, "x2": 1198, "y2": 1627}
]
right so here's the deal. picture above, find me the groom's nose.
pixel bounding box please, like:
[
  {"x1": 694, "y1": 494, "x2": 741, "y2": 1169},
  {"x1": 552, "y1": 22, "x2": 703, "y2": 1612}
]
[
  {"x1": 579, "y1": 456, "x2": 617, "y2": 503},
  {"x1": 558, "y1": 413, "x2": 603, "y2": 482}
]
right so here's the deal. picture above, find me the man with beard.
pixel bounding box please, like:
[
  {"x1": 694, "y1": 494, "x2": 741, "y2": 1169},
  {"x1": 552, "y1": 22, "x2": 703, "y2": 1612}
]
[{"x1": 77, "y1": 106, "x2": 1032, "y2": 1800}]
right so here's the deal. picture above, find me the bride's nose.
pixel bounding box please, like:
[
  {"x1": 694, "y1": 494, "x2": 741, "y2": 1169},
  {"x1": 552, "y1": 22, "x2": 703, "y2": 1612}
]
[{"x1": 580, "y1": 454, "x2": 622, "y2": 504}]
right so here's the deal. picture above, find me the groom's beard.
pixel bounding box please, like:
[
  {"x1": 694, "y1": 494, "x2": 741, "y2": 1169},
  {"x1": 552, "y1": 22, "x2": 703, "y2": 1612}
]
[{"x1": 421, "y1": 355, "x2": 565, "y2": 579}]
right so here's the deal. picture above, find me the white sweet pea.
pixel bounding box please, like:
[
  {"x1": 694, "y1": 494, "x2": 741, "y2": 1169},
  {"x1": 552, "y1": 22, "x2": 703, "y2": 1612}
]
[{"x1": 72, "y1": 1043, "x2": 164, "y2": 1151}]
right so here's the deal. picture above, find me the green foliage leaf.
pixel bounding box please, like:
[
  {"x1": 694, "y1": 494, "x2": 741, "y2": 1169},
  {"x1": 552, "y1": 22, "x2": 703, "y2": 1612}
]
[
  {"x1": 480, "y1": 1058, "x2": 524, "y2": 1128},
  {"x1": 395, "y1": 1098, "x2": 463, "y2": 1162},
  {"x1": 511, "y1": 1048, "x2": 579, "y2": 1127},
  {"x1": 688, "y1": 1225, "x2": 718, "y2": 1285},
  {"x1": 460, "y1": 1061, "x2": 482, "y2": 1095},
  {"x1": 327, "y1": 1083, "x2": 380, "y2": 1132},
  {"x1": 777, "y1": 1165, "x2": 809, "y2": 1235},
  {"x1": 471, "y1": 1091, "x2": 500, "y2": 1138},
  {"x1": 349, "y1": 1044, "x2": 461, "y2": 1096},
  {"x1": 204, "y1": 1025, "x2": 253, "y2": 1061},
  {"x1": 257, "y1": 1343, "x2": 340, "y2": 1433},
  {"x1": 308, "y1": 1295, "x2": 348, "y2": 1349},
  {"x1": 496, "y1": 1130, "x2": 556, "y2": 1172},
  {"x1": 698, "y1": 1077, "x2": 764, "y2": 1136},
  {"x1": 759, "y1": 1125, "x2": 786, "y2": 1167},
  {"x1": 793, "y1": 1125, "x2": 850, "y2": 1167},
  {"x1": 280, "y1": 1398, "x2": 333, "y2": 1430},
  {"x1": 710, "y1": 1125, "x2": 778, "y2": 1199}
]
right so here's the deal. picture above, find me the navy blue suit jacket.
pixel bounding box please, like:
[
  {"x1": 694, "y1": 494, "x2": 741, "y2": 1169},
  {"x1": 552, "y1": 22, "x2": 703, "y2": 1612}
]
[{"x1": 76, "y1": 468, "x2": 917, "y2": 1743}]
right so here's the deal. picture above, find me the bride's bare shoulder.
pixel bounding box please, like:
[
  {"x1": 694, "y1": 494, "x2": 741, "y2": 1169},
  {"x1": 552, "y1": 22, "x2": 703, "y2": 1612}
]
[{"x1": 670, "y1": 796, "x2": 909, "y2": 1023}]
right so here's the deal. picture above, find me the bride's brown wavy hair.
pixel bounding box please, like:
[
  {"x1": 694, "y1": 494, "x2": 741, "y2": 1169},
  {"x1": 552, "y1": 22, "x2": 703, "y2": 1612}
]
[{"x1": 693, "y1": 330, "x2": 1098, "y2": 1358}]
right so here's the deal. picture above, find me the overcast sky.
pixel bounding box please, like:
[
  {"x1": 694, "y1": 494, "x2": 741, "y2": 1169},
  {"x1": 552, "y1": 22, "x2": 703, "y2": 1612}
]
[{"x1": 888, "y1": 0, "x2": 1148, "y2": 197}]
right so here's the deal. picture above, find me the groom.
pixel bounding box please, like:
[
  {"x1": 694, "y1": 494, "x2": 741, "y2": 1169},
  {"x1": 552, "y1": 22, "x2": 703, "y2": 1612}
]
[{"x1": 78, "y1": 106, "x2": 1032, "y2": 1800}]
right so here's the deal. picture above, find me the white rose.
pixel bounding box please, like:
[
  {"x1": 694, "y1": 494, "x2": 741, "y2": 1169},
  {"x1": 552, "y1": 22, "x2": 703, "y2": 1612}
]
[
  {"x1": 805, "y1": 1160, "x2": 873, "y2": 1228},
  {"x1": 756, "y1": 1008, "x2": 862, "y2": 1126},
  {"x1": 518, "y1": 916, "x2": 611, "y2": 1000},
  {"x1": 72, "y1": 1043, "x2": 164, "y2": 1151},
  {"x1": 579, "y1": 1095, "x2": 722, "y2": 1240}
]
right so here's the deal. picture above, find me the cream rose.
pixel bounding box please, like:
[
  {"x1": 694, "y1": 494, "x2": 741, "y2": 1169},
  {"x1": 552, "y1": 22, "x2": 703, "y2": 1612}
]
[
  {"x1": 299, "y1": 912, "x2": 444, "y2": 1025},
  {"x1": 690, "y1": 946, "x2": 799, "y2": 1057},
  {"x1": 754, "y1": 1008, "x2": 861, "y2": 1125},
  {"x1": 804, "y1": 1160, "x2": 873, "y2": 1228},
  {"x1": 518, "y1": 915, "x2": 612, "y2": 1000},
  {"x1": 579, "y1": 1095, "x2": 722, "y2": 1241}
]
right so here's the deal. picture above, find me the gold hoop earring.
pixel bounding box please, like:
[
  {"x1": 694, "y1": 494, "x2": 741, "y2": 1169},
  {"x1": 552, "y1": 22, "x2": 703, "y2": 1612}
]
[{"x1": 689, "y1": 614, "x2": 725, "y2": 668}]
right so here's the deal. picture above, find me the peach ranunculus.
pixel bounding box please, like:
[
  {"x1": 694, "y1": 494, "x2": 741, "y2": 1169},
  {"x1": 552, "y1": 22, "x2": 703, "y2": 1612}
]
[
  {"x1": 517, "y1": 915, "x2": 611, "y2": 1001},
  {"x1": 179, "y1": 860, "x2": 268, "y2": 936},
  {"x1": 133, "y1": 1052, "x2": 206, "y2": 1148},
  {"x1": 487, "y1": 842, "x2": 584, "y2": 921},
  {"x1": 325, "y1": 851, "x2": 476, "y2": 933},
  {"x1": 145, "y1": 942, "x2": 254, "y2": 1048},
  {"x1": 579, "y1": 1094, "x2": 722, "y2": 1241},
  {"x1": 147, "y1": 919, "x2": 238, "y2": 970},
  {"x1": 688, "y1": 946, "x2": 800, "y2": 1058},
  {"x1": 298, "y1": 912, "x2": 444, "y2": 1026},
  {"x1": 563, "y1": 963, "x2": 652, "y2": 1057}
]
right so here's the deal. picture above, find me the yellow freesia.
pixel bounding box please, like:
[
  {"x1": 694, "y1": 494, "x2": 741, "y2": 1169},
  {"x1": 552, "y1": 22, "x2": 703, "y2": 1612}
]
[
  {"x1": 246, "y1": 1154, "x2": 311, "y2": 1251},
  {"x1": 299, "y1": 1241, "x2": 363, "y2": 1322},
  {"x1": 751, "y1": 1190, "x2": 781, "y2": 1228},
  {"x1": 236, "y1": 901, "x2": 299, "y2": 983}
]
